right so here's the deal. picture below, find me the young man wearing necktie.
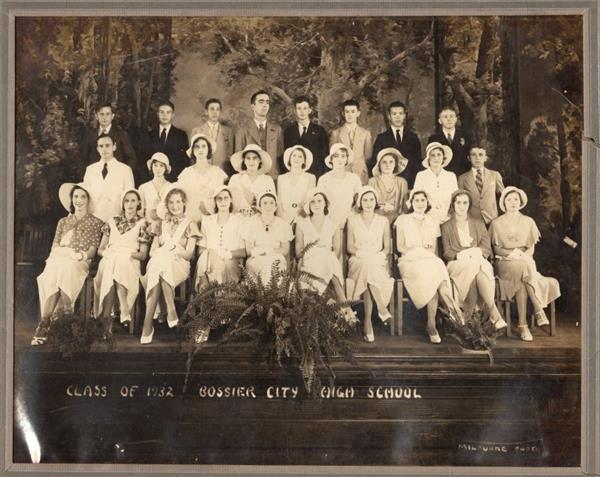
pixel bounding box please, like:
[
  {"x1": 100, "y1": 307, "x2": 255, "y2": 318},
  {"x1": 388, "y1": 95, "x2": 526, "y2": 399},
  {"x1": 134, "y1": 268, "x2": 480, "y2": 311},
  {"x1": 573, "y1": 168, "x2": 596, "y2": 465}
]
[
  {"x1": 371, "y1": 101, "x2": 422, "y2": 188},
  {"x1": 146, "y1": 100, "x2": 189, "y2": 181},
  {"x1": 83, "y1": 133, "x2": 135, "y2": 223},
  {"x1": 428, "y1": 106, "x2": 471, "y2": 176},
  {"x1": 457, "y1": 146, "x2": 505, "y2": 224},
  {"x1": 191, "y1": 98, "x2": 234, "y2": 175},
  {"x1": 283, "y1": 95, "x2": 329, "y2": 178}
]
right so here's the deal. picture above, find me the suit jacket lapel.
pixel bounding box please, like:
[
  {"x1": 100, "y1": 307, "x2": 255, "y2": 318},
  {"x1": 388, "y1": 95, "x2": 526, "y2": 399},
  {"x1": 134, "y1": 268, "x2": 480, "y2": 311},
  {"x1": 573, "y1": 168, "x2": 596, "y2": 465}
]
[
  {"x1": 248, "y1": 122, "x2": 262, "y2": 145},
  {"x1": 481, "y1": 167, "x2": 494, "y2": 193},
  {"x1": 464, "y1": 171, "x2": 478, "y2": 195}
]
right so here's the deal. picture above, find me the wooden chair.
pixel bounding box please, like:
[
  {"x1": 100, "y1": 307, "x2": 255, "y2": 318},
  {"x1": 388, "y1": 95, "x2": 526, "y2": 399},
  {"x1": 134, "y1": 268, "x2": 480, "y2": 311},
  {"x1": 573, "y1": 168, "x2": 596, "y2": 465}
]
[
  {"x1": 17, "y1": 223, "x2": 55, "y2": 266},
  {"x1": 391, "y1": 224, "x2": 410, "y2": 336}
]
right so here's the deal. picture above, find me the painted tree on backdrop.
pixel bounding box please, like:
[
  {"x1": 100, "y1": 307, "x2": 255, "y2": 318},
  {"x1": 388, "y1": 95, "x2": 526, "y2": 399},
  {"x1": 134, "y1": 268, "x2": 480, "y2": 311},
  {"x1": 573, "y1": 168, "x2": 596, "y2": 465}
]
[{"x1": 175, "y1": 17, "x2": 433, "y2": 128}]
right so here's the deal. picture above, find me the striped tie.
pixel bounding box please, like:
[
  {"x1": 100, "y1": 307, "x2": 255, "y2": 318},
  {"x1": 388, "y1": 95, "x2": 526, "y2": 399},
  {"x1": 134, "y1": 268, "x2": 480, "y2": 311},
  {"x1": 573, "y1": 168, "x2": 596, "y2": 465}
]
[{"x1": 476, "y1": 168, "x2": 484, "y2": 193}]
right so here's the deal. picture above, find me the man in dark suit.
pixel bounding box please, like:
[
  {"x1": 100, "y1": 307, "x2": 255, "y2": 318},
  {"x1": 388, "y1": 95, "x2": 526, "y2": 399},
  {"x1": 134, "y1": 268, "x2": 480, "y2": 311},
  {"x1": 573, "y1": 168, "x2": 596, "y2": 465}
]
[
  {"x1": 427, "y1": 106, "x2": 471, "y2": 176},
  {"x1": 371, "y1": 101, "x2": 422, "y2": 188},
  {"x1": 79, "y1": 102, "x2": 137, "y2": 178},
  {"x1": 146, "y1": 100, "x2": 189, "y2": 181},
  {"x1": 283, "y1": 95, "x2": 329, "y2": 178}
]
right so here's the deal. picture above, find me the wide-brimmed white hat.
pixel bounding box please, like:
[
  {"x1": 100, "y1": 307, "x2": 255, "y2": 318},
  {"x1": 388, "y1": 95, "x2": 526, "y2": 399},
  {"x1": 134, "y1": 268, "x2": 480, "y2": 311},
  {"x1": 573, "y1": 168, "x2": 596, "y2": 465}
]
[
  {"x1": 499, "y1": 186, "x2": 528, "y2": 212},
  {"x1": 59, "y1": 182, "x2": 95, "y2": 214},
  {"x1": 302, "y1": 187, "x2": 330, "y2": 216},
  {"x1": 372, "y1": 148, "x2": 408, "y2": 176},
  {"x1": 422, "y1": 141, "x2": 453, "y2": 168},
  {"x1": 324, "y1": 143, "x2": 354, "y2": 168},
  {"x1": 405, "y1": 189, "x2": 432, "y2": 210},
  {"x1": 353, "y1": 185, "x2": 379, "y2": 210},
  {"x1": 156, "y1": 187, "x2": 189, "y2": 220},
  {"x1": 186, "y1": 133, "x2": 218, "y2": 159},
  {"x1": 230, "y1": 144, "x2": 273, "y2": 174},
  {"x1": 146, "y1": 152, "x2": 172, "y2": 174},
  {"x1": 199, "y1": 185, "x2": 244, "y2": 215},
  {"x1": 255, "y1": 190, "x2": 279, "y2": 212},
  {"x1": 283, "y1": 145, "x2": 313, "y2": 172}
]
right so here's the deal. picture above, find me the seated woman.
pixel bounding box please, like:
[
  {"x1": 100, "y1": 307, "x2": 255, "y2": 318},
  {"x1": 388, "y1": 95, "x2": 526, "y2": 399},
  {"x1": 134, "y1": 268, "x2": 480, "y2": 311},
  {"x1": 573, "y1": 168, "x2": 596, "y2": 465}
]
[
  {"x1": 94, "y1": 189, "x2": 150, "y2": 335},
  {"x1": 489, "y1": 186, "x2": 561, "y2": 341},
  {"x1": 32, "y1": 183, "x2": 104, "y2": 345},
  {"x1": 440, "y1": 190, "x2": 507, "y2": 330},
  {"x1": 394, "y1": 190, "x2": 463, "y2": 344},
  {"x1": 176, "y1": 133, "x2": 227, "y2": 223},
  {"x1": 296, "y1": 188, "x2": 347, "y2": 302},
  {"x1": 138, "y1": 152, "x2": 174, "y2": 224},
  {"x1": 346, "y1": 186, "x2": 394, "y2": 343},
  {"x1": 317, "y1": 143, "x2": 362, "y2": 228},
  {"x1": 140, "y1": 188, "x2": 200, "y2": 344},
  {"x1": 413, "y1": 142, "x2": 458, "y2": 224},
  {"x1": 195, "y1": 185, "x2": 246, "y2": 289},
  {"x1": 368, "y1": 147, "x2": 409, "y2": 224},
  {"x1": 229, "y1": 144, "x2": 276, "y2": 216},
  {"x1": 242, "y1": 192, "x2": 293, "y2": 283},
  {"x1": 277, "y1": 145, "x2": 317, "y2": 224}
]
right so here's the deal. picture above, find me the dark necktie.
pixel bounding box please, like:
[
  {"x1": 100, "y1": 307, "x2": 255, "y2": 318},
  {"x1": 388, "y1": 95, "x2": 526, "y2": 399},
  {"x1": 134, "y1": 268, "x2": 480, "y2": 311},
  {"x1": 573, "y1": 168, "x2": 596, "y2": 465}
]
[
  {"x1": 476, "y1": 168, "x2": 483, "y2": 193},
  {"x1": 301, "y1": 126, "x2": 307, "y2": 138},
  {"x1": 395, "y1": 129, "x2": 401, "y2": 144},
  {"x1": 102, "y1": 162, "x2": 108, "y2": 179},
  {"x1": 160, "y1": 128, "x2": 167, "y2": 144},
  {"x1": 99, "y1": 128, "x2": 107, "y2": 136},
  {"x1": 258, "y1": 124, "x2": 266, "y2": 149},
  {"x1": 447, "y1": 132, "x2": 453, "y2": 143}
]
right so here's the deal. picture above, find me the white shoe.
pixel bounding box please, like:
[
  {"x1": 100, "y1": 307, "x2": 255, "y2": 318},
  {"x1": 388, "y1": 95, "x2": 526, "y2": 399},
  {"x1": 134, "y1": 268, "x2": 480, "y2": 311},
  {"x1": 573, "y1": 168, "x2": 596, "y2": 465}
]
[
  {"x1": 363, "y1": 333, "x2": 375, "y2": 343},
  {"x1": 167, "y1": 318, "x2": 179, "y2": 328},
  {"x1": 518, "y1": 325, "x2": 533, "y2": 342},
  {"x1": 140, "y1": 327, "x2": 154, "y2": 344},
  {"x1": 534, "y1": 311, "x2": 550, "y2": 327},
  {"x1": 492, "y1": 316, "x2": 508, "y2": 330},
  {"x1": 428, "y1": 331, "x2": 442, "y2": 344}
]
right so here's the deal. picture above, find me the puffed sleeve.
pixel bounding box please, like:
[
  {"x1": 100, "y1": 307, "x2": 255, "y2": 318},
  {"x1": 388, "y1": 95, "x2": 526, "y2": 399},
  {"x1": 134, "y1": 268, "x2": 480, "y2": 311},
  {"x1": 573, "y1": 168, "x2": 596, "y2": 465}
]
[
  {"x1": 52, "y1": 218, "x2": 66, "y2": 247},
  {"x1": 198, "y1": 217, "x2": 209, "y2": 248},
  {"x1": 101, "y1": 221, "x2": 111, "y2": 237},
  {"x1": 184, "y1": 220, "x2": 201, "y2": 239},
  {"x1": 86, "y1": 216, "x2": 104, "y2": 249},
  {"x1": 525, "y1": 215, "x2": 541, "y2": 247}
]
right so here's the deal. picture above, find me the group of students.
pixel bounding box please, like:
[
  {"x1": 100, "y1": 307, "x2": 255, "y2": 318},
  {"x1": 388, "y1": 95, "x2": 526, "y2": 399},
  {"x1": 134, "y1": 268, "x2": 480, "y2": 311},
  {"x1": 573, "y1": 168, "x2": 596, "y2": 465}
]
[{"x1": 30, "y1": 94, "x2": 561, "y2": 346}]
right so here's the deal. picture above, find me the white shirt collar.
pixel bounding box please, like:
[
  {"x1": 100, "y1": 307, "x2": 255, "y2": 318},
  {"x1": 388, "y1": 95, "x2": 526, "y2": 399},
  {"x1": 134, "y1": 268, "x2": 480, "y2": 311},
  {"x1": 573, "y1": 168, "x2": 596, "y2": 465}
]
[
  {"x1": 254, "y1": 119, "x2": 267, "y2": 130},
  {"x1": 99, "y1": 124, "x2": 112, "y2": 134},
  {"x1": 160, "y1": 124, "x2": 172, "y2": 135},
  {"x1": 472, "y1": 166, "x2": 485, "y2": 176},
  {"x1": 443, "y1": 127, "x2": 456, "y2": 138}
]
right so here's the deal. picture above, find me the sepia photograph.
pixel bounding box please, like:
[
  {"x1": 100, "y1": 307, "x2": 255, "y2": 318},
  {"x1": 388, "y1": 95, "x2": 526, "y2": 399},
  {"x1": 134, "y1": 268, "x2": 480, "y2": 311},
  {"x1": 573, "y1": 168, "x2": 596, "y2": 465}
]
[{"x1": 4, "y1": 3, "x2": 597, "y2": 473}]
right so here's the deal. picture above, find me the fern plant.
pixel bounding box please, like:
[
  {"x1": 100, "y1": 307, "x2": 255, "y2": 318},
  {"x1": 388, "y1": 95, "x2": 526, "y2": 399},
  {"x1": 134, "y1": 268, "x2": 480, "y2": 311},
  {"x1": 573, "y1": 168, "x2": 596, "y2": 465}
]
[
  {"x1": 181, "y1": 242, "x2": 359, "y2": 397},
  {"x1": 45, "y1": 311, "x2": 108, "y2": 358}
]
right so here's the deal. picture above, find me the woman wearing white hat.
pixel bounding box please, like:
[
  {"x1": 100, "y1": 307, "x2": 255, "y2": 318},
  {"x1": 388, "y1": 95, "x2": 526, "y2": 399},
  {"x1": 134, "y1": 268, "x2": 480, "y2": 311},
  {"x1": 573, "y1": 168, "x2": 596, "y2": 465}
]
[
  {"x1": 94, "y1": 189, "x2": 150, "y2": 334},
  {"x1": 489, "y1": 186, "x2": 561, "y2": 341},
  {"x1": 32, "y1": 183, "x2": 104, "y2": 345},
  {"x1": 394, "y1": 189, "x2": 464, "y2": 344},
  {"x1": 413, "y1": 142, "x2": 458, "y2": 224},
  {"x1": 140, "y1": 188, "x2": 200, "y2": 344},
  {"x1": 176, "y1": 133, "x2": 227, "y2": 223},
  {"x1": 195, "y1": 185, "x2": 246, "y2": 289},
  {"x1": 242, "y1": 191, "x2": 293, "y2": 283},
  {"x1": 138, "y1": 152, "x2": 175, "y2": 224},
  {"x1": 228, "y1": 144, "x2": 276, "y2": 215},
  {"x1": 277, "y1": 146, "x2": 317, "y2": 224},
  {"x1": 368, "y1": 147, "x2": 410, "y2": 224},
  {"x1": 346, "y1": 186, "x2": 394, "y2": 342},
  {"x1": 317, "y1": 143, "x2": 362, "y2": 228}
]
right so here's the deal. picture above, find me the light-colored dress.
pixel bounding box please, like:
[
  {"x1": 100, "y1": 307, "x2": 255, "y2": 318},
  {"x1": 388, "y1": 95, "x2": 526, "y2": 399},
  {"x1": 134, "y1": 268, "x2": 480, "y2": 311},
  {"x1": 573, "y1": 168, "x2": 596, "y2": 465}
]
[
  {"x1": 242, "y1": 215, "x2": 293, "y2": 283},
  {"x1": 195, "y1": 213, "x2": 244, "y2": 286},
  {"x1": 317, "y1": 171, "x2": 362, "y2": 227},
  {"x1": 394, "y1": 213, "x2": 450, "y2": 309},
  {"x1": 298, "y1": 216, "x2": 344, "y2": 293},
  {"x1": 346, "y1": 214, "x2": 393, "y2": 305},
  {"x1": 229, "y1": 173, "x2": 276, "y2": 215},
  {"x1": 368, "y1": 175, "x2": 409, "y2": 224},
  {"x1": 413, "y1": 168, "x2": 458, "y2": 224},
  {"x1": 93, "y1": 215, "x2": 150, "y2": 318},
  {"x1": 141, "y1": 218, "x2": 200, "y2": 296},
  {"x1": 490, "y1": 213, "x2": 561, "y2": 308},
  {"x1": 277, "y1": 172, "x2": 316, "y2": 223},
  {"x1": 138, "y1": 180, "x2": 174, "y2": 222},
  {"x1": 37, "y1": 213, "x2": 103, "y2": 314},
  {"x1": 176, "y1": 165, "x2": 227, "y2": 222}
]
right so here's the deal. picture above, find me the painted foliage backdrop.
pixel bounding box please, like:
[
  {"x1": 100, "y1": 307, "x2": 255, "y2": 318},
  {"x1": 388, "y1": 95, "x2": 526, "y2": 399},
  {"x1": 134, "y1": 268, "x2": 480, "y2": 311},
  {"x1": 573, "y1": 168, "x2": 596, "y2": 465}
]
[{"x1": 14, "y1": 16, "x2": 582, "y2": 308}]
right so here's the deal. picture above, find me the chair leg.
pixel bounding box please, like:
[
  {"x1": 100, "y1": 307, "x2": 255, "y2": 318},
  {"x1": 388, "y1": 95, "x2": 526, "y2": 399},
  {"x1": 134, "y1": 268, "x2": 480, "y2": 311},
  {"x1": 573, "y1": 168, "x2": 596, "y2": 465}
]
[
  {"x1": 550, "y1": 301, "x2": 556, "y2": 336},
  {"x1": 396, "y1": 280, "x2": 403, "y2": 336},
  {"x1": 389, "y1": 289, "x2": 396, "y2": 336},
  {"x1": 504, "y1": 301, "x2": 511, "y2": 337}
]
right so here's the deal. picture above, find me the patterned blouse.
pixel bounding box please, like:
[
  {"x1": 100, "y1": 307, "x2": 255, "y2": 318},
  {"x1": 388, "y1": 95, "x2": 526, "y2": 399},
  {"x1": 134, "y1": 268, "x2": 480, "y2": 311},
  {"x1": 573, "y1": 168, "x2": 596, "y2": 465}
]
[
  {"x1": 102, "y1": 214, "x2": 151, "y2": 243},
  {"x1": 52, "y1": 213, "x2": 104, "y2": 253}
]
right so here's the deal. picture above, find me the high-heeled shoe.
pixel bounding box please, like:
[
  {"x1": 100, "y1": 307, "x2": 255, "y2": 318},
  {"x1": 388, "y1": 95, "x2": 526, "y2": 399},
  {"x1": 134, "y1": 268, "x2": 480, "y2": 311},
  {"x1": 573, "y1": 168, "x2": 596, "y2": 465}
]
[
  {"x1": 533, "y1": 310, "x2": 550, "y2": 327},
  {"x1": 428, "y1": 331, "x2": 442, "y2": 344},
  {"x1": 517, "y1": 325, "x2": 533, "y2": 342},
  {"x1": 167, "y1": 318, "x2": 179, "y2": 328},
  {"x1": 140, "y1": 327, "x2": 154, "y2": 345},
  {"x1": 378, "y1": 311, "x2": 392, "y2": 324},
  {"x1": 363, "y1": 333, "x2": 375, "y2": 343}
]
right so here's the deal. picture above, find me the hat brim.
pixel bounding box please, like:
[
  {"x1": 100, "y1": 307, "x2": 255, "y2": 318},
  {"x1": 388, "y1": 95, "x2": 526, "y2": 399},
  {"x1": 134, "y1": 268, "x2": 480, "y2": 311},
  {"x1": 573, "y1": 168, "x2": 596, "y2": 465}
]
[
  {"x1": 59, "y1": 182, "x2": 95, "y2": 214},
  {"x1": 499, "y1": 187, "x2": 528, "y2": 212},
  {"x1": 422, "y1": 144, "x2": 453, "y2": 168},
  {"x1": 199, "y1": 186, "x2": 244, "y2": 215},
  {"x1": 373, "y1": 148, "x2": 408, "y2": 176},
  {"x1": 283, "y1": 146, "x2": 314, "y2": 171},
  {"x1": 186, "y1": 134, "x2": 218, "y2": 159},
  {"x1": 302, "y1": 188, "x2": 330, "y2": 216},
  {"x1": 325, "y1": 144, "x2": 354, "y2": 168},
  {"x1": 146, "y1": 157, "x2": 172, "y2": 174},
  {"x1": 230, "y1": 147, "x2": 273, "y2": 174}
]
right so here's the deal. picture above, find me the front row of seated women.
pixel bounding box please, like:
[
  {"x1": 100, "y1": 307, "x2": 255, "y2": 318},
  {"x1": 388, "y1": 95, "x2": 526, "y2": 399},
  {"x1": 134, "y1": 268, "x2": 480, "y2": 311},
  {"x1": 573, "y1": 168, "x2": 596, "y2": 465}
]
[{"x1": 32, "y1": 179, "x2": 560, "y2": 346}]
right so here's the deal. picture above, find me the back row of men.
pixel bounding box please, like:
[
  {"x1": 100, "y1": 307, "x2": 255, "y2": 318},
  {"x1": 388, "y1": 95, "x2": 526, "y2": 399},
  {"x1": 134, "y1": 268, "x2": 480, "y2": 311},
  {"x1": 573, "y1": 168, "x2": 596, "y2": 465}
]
[{"x1": 80, "y1": 91, "x2": 473, "y2": 188}]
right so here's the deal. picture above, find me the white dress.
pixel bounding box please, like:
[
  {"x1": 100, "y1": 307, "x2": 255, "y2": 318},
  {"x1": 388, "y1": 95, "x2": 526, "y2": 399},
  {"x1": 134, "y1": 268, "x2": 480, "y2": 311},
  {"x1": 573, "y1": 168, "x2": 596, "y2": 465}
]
[
  {"x1": 141, "y1": 218, "x2": 199, "y2": 296},
  {"x1": 394, "y1": 213, "x2": 450, "y2": 309},
  {"x1": 94, "y1": 217, "x2": 147, "y2": 318},
  {"x1": 317, "y1": 171, "x2": 362, "y2": 227},
  {"x1": 346, "y1": 214, "x2": 393, "y2": 305},
  {"x1": 298, "y1": 216, "x2": 344, "y2": 293},
  {"x1": 138, "y1": 180, "x2": 174, "y2": 222},
  {"x1": 242, "y1": 215, "x2": 293, "y2": 283},
  {"x1": 195, "y1": 213, "x2": 244, "y2": 286},
  {"x1": 228, "y1": 173, "x2": 276, "y2": 214},
  {"x1": 413, "y1": 168, "x2": 458, "y2": 224},
  {"x1": 176, "y1": 165, "x2": 227, "y2": 222},
  {"x1": 277, "y1": 172, "x2": 316, "y2": 223}
]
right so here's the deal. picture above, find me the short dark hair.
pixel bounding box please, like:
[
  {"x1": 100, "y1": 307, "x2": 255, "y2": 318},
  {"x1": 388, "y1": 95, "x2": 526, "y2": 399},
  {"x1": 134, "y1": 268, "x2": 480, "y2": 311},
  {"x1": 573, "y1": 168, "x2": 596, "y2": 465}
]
[
  {"x1": 258, "y1": 192, "x2": 278, "y2": 209},
  {"x1": 96, "y1": 102, "x2": 114, "y2": 113},
  {"x1": 251, "y1": 90, "x2": 270, "y2": 104},
  {"x1": 213, "y1": 188, "x2": 234, "y2": 213},
  {"x1": 69, "y1": 185, "x2": 90, "y2": 214},
  {"x1": 502, "y1": 190, "x2": 523, "y2": 209},
  {"x1": 407, "y1": 190, "x2": 432, "y2": 213},
  {"x1": 387, "y1": 101, "x2": 407, "y2": 114},
  {"x1": 205, "y1": 98, "x2": 222, "y2": 110},
  {"x1": 158, "y1": 100, "x2": 175, "y2": 111},
  {"x1": 439, "y1": 106, "x2": 457, "y2": 117},
  {"x1": 308, "y1": 192, "x2": 330, "y2": 216},
  {"x1": 240, "y1": 150, "x2": 262, "y2": 170},
  {"x1": 356, "y1": 191, "x2": 380, "y2": 212},
  {"x1": 468, "y1": 145, "x2": 486, "y2": 154},
  {"x1": 190, "y1": 135, "x2": 213, "y2": 162},
  {"x1": 294, "y1": 95, "x2": 312, "y2": 107},
  {"x1": 342, "y1": 99, "x2": 360, "y2": 110},
  {"x1": 96, "y1": 133, "x2": 116, "y2": 146}
]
